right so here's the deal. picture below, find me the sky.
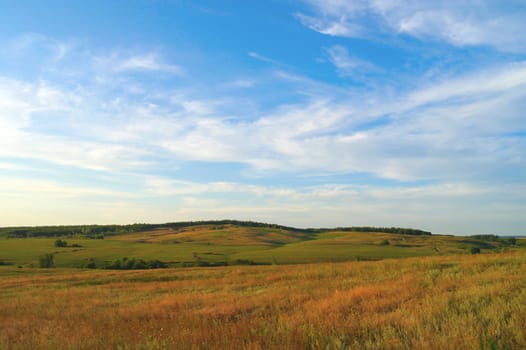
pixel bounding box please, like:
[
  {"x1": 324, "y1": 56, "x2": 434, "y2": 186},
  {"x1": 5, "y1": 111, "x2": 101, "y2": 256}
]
[{"x1": 0, "y1": 0, "x2": 525, "y2": 234}]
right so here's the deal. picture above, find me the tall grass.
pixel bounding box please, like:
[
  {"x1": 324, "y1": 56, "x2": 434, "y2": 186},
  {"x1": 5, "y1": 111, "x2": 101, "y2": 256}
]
[{"x1": 1, "y1": 251, "x2": 525, "y2": 349}]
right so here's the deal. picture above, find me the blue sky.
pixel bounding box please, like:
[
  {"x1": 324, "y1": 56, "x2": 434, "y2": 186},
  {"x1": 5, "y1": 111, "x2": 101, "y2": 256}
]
[{"x1": 1, "y1": 0, "x2": 525, "y2": 234}]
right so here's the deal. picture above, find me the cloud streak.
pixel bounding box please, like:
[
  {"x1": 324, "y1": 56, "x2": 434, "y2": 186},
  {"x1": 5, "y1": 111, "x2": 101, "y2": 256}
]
[
  {"x1": 94, "y1": 52, "x2": 184, "y2": 75},
  {"x1": 298, "y1": 0, "x2": 526, "y2": 52},
  {"x1": 325, "y1": 45, "x2": 380, "y2": 79}
]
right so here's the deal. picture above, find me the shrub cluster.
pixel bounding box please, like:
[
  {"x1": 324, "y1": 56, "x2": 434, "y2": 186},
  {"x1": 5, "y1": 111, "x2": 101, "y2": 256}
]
[
  {"x1": 471, "y1": 234, "x2": 517, "y2": 245},
  {"x1": 54, "y1": 239, "x2": 68, "y2": 247},
  {"x1": 330, "y1": 227, "x2": 432, "y2": 235},
  {"x1": 105, "y1": 257, "x2": 168, "y2": 270},
  {"x1": 84, "y1": 259, "x2": 97, "y2": 269},
  {"x1": 54, "y1": 239, "x2": 82, "y2": 248}
]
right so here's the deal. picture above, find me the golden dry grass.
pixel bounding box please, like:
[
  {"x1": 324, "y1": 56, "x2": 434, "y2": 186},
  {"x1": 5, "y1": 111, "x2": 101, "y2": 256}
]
[
  {"x1": 111, "y1": 224, "x2": 309, "y2": 246},
  {"x1": 1, "y1": 251, "x2": 525, "y2": 349}
]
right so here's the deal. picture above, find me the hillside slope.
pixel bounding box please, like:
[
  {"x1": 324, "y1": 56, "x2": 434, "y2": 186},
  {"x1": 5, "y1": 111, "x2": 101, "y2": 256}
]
[{"x1": 0, "y1": 221, "x2": 523, "y2": 268}]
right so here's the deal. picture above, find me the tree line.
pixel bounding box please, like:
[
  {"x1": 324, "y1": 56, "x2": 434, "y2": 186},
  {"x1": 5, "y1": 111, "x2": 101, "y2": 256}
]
[{"x1": 1, "y1": 219, "x2": 433, "y2": 238}]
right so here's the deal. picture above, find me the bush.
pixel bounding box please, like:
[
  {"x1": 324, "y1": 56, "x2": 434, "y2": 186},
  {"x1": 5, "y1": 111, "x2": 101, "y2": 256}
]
[
  {"x1": 149, "y1": 259, "x2": 168, "y2": 268},
  {"x1": 470, "y1": 247, "x2": 481, "y2": 254},
  {"x1": 39, "y1": 253, "x2": 55, "y2": 268},
  {"x1": 54, "y1": 239, "x2": 68, "y2": 247},
  {"x1": 132, "y1": 259, "x2": 147, "y2": 269},
  {"x1": 104, "y1": 257, "x2": 168, "y2": 270},
  {"x1": 84, "y1": 258, "x2": 97, "y2": 269},
  {"x1": 233, "y1": 259, "x2": 255, "y2": 265}
]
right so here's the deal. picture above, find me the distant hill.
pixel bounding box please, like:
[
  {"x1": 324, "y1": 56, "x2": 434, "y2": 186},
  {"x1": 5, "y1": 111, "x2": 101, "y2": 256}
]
[
  {"x1": 0, "y1": 220, "x2": 524, "y2": 269},
  {"x1": 0, "y1": 219, "x2": 431, "y2": 238}
]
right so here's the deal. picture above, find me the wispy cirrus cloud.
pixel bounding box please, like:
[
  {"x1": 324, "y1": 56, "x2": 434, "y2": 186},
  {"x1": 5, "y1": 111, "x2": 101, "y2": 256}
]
[
  {"x1": 248, "y1": 51, "x2": 282, "y2": 65},
  {"x1": 8, "y1": 33, "x2": 72, "y2": 61},
  {"x1": 2, "y1": 41, "x2": 525, "y2": 181},
  {"x1": 325, "y1": 45, "x2": 380, "y2": 79},
  {"x1": 116, "y1": 54, "x2": 183, "y2": 74},
  {"x1": 298, "y1": 0, "x2": 526, "y2": 52},
  {"x1": 95, "y1": 52, "x2": 184, "y2": 74},
  {"x1": 295, "y1": 13, "x2": 362, "y2": 38}
]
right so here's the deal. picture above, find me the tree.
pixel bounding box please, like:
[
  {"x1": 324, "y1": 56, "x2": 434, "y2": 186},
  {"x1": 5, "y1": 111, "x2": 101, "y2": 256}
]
[
  {"x1": 85, "y1": 258, "x2": 96, "y2": 269},
  {"x1": 39, "y1": 253, "x2": 55, "y2": 268}
]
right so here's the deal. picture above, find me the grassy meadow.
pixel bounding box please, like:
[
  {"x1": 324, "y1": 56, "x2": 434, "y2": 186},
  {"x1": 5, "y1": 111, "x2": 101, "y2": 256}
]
[
  {"x1": 0, "y1": 223, "x2": 521, "y2": 268},
  {"x1": 1, "y1": 251, "x2": 525, "y2": 349}
]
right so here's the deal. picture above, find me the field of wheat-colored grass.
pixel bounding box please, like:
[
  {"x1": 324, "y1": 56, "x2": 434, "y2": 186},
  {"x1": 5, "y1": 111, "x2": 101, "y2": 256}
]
[{"x1": 1, "y1": 250, "x2": 525, "y2": 349}]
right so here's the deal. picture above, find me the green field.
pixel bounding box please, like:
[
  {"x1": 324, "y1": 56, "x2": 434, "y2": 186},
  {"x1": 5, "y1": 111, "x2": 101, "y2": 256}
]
[{"x1": 0, "y1": 222, "x2": 523, "y2": 268}]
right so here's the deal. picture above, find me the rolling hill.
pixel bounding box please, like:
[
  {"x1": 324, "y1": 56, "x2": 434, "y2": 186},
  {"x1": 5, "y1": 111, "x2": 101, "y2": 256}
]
[{"x1": 0, "y1": 221, "x2": 523, "y2": 268}]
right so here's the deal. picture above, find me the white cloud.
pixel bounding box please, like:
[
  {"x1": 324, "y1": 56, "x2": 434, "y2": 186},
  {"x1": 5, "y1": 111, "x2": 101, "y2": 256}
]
[
  {"x1": 144, "y1": 177, "x2": 359, "y2": 200},
  {"x1": 94, "y1": 52, "x2": 184, "y2": 75},
  {"x1": 403, "y1": 62, "x2": 526, "y2": 108},
  {"x1": 0, "y1": 131, "x2": 151, "y2": 172},
  {"x1": 326, "y1": 45, "x2": 380, "y2": 78},
  {"x1": 142, "y1": 59, "x2": 526, "y2": 181},
  {"x1": 0, "y1": 77, "x2": 153, "y2": 172},
  {"x1": 248, "y1": 51, "x2": 281, "y2": 65},
  {"x1": 9, "y1": 33, "x2": 72, "y2": 61},
  {"x1": 170, "y1": 94, "x2": 217, "y2": 115},
  {"x1": 116, "y1": 54, "x2": 183, "y2": 74},
  {"x1": 0, "y1": 162, "x2": 26, "y2": 171},
  {"x1": 299, "y1": 0, "x2": 526, "y2": 52},
  {"x1": 295, "y1": 13, "x2": 366, "y2": 38},
  {"x1": 2, "y1": 52, "x2": 525, "y2": 182},
  {"x1": 0, "y1": 177, "x2": 137, "y2": 199}
]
